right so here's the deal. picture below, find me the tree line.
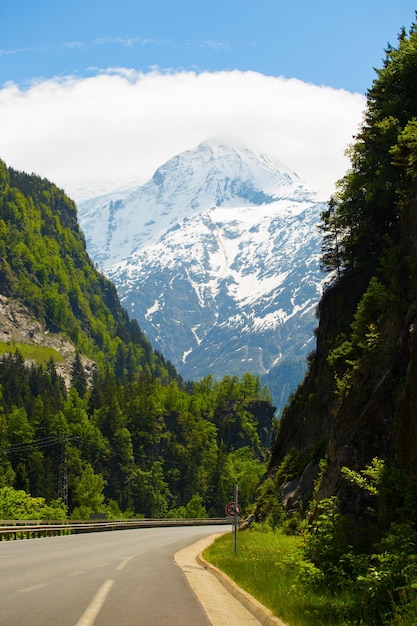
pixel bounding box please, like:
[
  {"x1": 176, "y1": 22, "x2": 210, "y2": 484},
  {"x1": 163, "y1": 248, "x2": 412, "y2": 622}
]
[{"x1": 0, "y1": 350, "x2": 274, "y2": 519}]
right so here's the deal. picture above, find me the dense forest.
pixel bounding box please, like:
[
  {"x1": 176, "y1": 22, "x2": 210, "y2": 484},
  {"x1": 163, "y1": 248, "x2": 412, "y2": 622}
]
[
  {"x1": 261, "y1": 17, "x2": 417, "y2": 624},
  {"x1": 0, "y1": 160, "x2": 275, "y2": 519}
]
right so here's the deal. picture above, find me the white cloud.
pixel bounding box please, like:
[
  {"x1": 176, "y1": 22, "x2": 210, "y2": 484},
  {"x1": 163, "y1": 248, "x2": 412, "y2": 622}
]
[{"x1": 0, "y1": 69, "x2": 365, "y2": 202}]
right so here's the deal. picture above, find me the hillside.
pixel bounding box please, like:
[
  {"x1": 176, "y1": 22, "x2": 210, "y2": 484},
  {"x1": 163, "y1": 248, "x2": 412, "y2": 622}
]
[
  {"x1": 267, "y1": 20, "x2": 417, "y2": 538},
  {"x1": 0, "y1": 160, "x2": 276, "y2": 518},
  {"x1": 0, "y1": 161, "x2": 175, "y2": 379}
]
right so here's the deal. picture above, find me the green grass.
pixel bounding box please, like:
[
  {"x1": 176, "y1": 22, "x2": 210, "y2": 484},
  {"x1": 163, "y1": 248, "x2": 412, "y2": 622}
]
[
  {"x1": 0, "y1": 342, "x2": 64, "y2": 365},
  {"x1": 203, "y1": 528, "x2": 360, "y2": 626}
]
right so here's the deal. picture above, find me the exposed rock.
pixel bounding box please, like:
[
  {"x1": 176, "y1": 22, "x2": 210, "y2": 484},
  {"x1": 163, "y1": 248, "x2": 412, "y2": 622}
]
[
  {"x1": 280, "y1": 460, "x2": 319, "y2": 514},
  {"x1": 0, "y1": 294, "x2": 96, "y2": 386}
]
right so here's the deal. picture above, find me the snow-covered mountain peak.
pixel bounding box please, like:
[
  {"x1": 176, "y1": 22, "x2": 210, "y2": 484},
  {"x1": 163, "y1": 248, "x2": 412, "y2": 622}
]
[
  {"x1": 77, "y1": 140, "x2": 327, "y2": 411},
  {"x1": 152, "y1": 140, "x2": 303, "y2": 203},
  {"x1": 78, "y1": 140, "x2": 312, "y2": 270}
]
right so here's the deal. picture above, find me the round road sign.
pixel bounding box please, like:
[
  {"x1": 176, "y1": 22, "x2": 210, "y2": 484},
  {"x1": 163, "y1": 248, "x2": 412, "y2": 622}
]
[{"x1": 225, "y1": 501, "x2": 241, "y2": 516}]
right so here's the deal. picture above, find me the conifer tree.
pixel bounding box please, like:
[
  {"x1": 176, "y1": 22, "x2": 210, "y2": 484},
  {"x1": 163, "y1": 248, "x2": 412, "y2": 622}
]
[
  {"x1": 70, "y1": 352, "x2": 87, "y2": 398},
  {"x1": 321, "y1": 18, "x2": 417, "y2": 280}
]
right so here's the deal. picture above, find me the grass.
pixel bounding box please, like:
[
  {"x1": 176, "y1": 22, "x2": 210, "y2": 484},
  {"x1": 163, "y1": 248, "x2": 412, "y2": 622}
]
[
  {"x1": 203, "y1": 528, "x2": 360, "y2": 626},
  {"x1": 0, "y1": 342, "x2": 64, "y2": 365}
]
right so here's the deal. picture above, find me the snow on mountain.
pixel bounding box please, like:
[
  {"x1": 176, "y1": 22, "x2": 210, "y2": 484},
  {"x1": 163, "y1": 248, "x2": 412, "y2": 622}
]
[
  {"x1": 79, "y1": 141, "x2": 310, "y2": 269},
  {"x1": 78, "y1": 141, "x2": 327, "y2": 411}
]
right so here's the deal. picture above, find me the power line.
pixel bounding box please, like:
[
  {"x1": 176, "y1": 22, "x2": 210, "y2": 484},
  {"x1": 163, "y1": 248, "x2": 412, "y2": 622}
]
[
  {"x1": 0, "y1": 435, "x2": 79, "y2": 454},
  {"x1": 0, "y1": 435, "x2": 79, "y2": 507}
]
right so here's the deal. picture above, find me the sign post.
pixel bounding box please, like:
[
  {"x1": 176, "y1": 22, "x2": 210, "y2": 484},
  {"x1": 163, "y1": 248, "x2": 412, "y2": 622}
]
[
  {"x1": 225, "y1": 485, "x2": 240, "y2": 556},
  {"x1": 233, "y1": 484, "x2": 239, "y2": 556}
]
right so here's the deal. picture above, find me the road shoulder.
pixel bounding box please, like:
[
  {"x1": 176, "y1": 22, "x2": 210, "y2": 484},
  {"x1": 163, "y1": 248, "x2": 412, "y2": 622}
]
[{"x1": 174, "y1": 533, "x2": 287, "y2": 626}]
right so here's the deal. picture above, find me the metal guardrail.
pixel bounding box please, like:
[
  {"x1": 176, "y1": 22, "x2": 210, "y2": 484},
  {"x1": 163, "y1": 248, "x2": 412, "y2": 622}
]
[{"x1": 0, "y1": 518, "x2": 231, "y2": 540}]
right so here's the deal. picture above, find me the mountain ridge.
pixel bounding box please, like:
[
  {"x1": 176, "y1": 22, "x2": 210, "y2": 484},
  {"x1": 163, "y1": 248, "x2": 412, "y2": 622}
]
[
  {"x1": 78, "y1": 141, "x2": 326, "y2": 409},
  {"x1": 79, "y1": 140, "x2": 315, "y2": 270}
]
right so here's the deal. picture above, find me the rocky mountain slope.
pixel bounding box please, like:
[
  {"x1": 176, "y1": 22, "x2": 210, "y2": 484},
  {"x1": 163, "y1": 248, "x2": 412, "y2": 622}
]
[
  {"x1": 267, "y1": 22, "x2": 417, "y2": 535},
  {"x1": 78, "y1": 141, "x2": 326, "y2": 409},
  {"x1": 0, "y1": 294, "x2": 79, "y2": 382}
]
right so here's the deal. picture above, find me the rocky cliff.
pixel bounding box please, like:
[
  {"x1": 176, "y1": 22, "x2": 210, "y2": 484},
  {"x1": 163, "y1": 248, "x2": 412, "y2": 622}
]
[
  {"x1": 0, "y1": 294, "x2": 94, "y2": 385},
  {"x1": 268, "y1": 23, "x2": 417, "y2": 534}
]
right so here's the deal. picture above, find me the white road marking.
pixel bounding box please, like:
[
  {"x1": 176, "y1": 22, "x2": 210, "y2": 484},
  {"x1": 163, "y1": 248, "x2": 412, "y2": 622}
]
[
  {"x1": 75, "y1": 579, "x2": 114, "y2": 626},
  {"x1": 116, "y1": 549, "x2": 146, "y2": 571},
  {"x1": 116, "y1": 555, "x2": 133, "y2": 571}
]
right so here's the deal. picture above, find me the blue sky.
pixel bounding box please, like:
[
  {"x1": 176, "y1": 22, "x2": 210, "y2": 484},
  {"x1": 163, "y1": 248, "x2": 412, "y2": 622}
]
[
  {"x1": 2, "y1": 1, "x2": 415, "y2": 92},
  {"x1": 0, "y1": 1, "x2": 416, "y2": 199}
]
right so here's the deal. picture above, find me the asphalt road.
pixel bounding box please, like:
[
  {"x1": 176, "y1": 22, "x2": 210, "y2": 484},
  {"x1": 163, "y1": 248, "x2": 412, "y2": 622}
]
[{"x1": 0, "y1": 525, "x2": 232, "y2": 625}]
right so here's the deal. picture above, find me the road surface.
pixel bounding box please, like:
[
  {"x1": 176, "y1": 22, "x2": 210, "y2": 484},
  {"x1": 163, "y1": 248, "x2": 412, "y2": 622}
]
[{"x1": 0, "y1": 525, "x2": 232, "y2": 625}]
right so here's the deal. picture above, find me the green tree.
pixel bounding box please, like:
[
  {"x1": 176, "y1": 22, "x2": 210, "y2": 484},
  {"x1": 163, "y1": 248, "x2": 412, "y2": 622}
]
[
  {"x1": 71, "y1": 463, "x2": 105, "y2": 519},
  {"x1": 70, "y1": 352, "x2": 87, "y2": 399},
  {"x1": 320, "y1": 22, "x2": 417, "y2": 280},
  {"x1": 168, "y1": 494, "x2": 207, "y2": 519},
  {"x1": 133, "y1": 462, "x2": 171, "y2": 518},
  {"x1": 0, "y1": 485, "x2": 67, "y2": 519}
]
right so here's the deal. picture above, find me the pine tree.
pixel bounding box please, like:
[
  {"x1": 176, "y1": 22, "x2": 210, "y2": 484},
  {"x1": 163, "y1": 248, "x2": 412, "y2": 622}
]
[
  {"x1": 70, "y1": 352, "x2": 87, "y2": 398},
  {"x1": 320, "y1": 19, "x2": 417, "y2": 280}
]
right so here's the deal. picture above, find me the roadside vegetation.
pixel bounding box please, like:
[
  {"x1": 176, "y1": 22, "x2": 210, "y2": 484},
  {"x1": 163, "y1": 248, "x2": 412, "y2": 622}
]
[
  {"x1": 204, "y1": 507, "x2": 417, "y2": 626},
  {"x1": 0, "y1": 485, "x2": 67, "y2": 520},
  {"x1": 204, "y1": 528, "x2": 359, "y2": 626}
]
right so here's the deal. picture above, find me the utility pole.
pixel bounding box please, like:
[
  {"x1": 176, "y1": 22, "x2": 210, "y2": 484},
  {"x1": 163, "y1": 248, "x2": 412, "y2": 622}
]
[{"x1": 58, "y1": 438, "x2": 68, "y2": 508}]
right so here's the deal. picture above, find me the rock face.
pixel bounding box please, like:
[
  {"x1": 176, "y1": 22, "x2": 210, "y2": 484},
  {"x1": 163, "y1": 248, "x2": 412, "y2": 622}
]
[
  {"x1": 0, "y1": 295, "x2": 94, "y2": 385},
  {"x1": 268, "y1": 191, "x2": 417, "y2": 528},
  {"x1": 265, "y1": 24, "x2": 417, "y2": 534},
  {"x1": 78, "y1": 141, "x2": 326, "y2": 409},
  {"x1": 0, "y1": 295, "x2": 47, "y2": 344}
]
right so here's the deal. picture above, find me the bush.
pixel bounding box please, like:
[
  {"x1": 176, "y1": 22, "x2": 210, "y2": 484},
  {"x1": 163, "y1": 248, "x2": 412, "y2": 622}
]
[
  {"x1": 303, "y1": 496, "x2": 352, "y2": 589},
  {"x1": 0, "y1": 485, "x2": 67, "y2": 519},
  {"x1": 357, "y1": 523, "x2": 417, "y2": 624}
]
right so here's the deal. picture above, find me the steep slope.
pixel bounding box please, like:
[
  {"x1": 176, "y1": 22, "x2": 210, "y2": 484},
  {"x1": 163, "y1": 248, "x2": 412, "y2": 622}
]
[
  {"x1": 78, "y1": 142, "x2": 326, "y2": 408},
  {"x1": 268, "y1": 22, "x2": 417, "y2": 535},
  {"x1": 0, "y1": 159, "x2": 175, "y2": 382}
]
